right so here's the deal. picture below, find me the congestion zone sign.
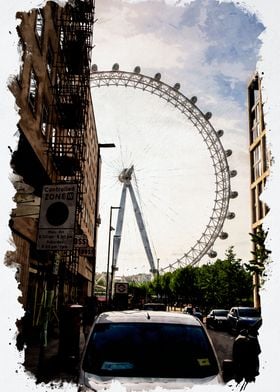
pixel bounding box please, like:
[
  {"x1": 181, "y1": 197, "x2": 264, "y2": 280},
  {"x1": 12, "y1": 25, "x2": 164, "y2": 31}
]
[{"x1": 37, "y1": 184, "x2": 78, "y2": 251}]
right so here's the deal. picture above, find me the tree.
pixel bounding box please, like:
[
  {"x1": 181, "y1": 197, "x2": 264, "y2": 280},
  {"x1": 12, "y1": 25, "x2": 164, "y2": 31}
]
[
  {"x1": 184, "y1": 247, "x2": 252, "y2": 311},
  {"x1": 135, "y1": 247, "x2": 252, "y2": 311},
  {"x1": 245, "y1": 227, "x2": 271, "y2": 308},
  {"x1": 212, "y1": 247, "x2": 252, "y2": 309},
  {"x1": 245, "y1": 228, "x2": 271, "y2": 278},
  {"x1": 170, "y1": 266, "x2": 196, "y2": 305}
]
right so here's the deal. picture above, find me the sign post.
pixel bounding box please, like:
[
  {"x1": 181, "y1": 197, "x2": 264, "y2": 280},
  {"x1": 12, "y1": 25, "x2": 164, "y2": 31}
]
[{"x1": 37, "y1": 184, "x2": 78, "y2": 251}]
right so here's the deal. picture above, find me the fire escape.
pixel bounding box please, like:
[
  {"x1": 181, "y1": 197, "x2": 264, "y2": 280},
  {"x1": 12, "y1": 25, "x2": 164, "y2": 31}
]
[{"x1": 48, "y1": 0, "x2": 95, "y2": 298}]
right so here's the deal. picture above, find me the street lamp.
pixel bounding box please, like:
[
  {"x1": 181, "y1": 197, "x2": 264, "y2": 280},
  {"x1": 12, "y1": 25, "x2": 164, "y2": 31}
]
[
  {"x1": 157, "y1": 258, "x2": 160, "y2": 299},
  {"x1": 105, "y1": 206, "x2": 120, "y2": 304},
  {"x1": 91, "y1": 143, "x2": 115, "y2": 297},
  {"x1": 109, "y1": 234, "x2": 121, "y2": 302}
]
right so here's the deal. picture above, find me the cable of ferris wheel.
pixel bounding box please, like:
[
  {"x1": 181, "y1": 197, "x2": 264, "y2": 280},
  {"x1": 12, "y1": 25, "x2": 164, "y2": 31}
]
[{"x1": 116, "y1": 129, "x2": 126, "y2": 170}]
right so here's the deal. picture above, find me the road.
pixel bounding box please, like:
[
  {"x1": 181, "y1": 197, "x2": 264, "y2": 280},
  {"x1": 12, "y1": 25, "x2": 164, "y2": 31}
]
[{"x1": 206, "y1": 326, "x2": 235, "y2": 366}]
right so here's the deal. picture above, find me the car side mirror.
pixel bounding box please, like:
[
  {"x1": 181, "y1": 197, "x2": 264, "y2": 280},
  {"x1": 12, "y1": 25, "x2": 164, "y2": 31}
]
[{"x1": 222, "y1": 359, "x2": 234, "y2": 383}]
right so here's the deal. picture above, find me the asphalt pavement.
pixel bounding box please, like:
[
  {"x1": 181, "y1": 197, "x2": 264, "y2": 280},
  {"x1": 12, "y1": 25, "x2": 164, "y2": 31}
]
[
  {"x1": 23, "y1": 326, "x2": 86, "y2": 385},
  {"x1": 207, "y1": 327, "x2": 235, "y2": 366}
]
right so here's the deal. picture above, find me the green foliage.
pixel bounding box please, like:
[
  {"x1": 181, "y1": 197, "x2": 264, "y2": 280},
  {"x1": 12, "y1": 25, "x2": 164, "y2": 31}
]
[
  {"x1": 131, "y1": 246, "x2": 252, "y2": 311},
  {"x1": 245, "y1": 228, "x2": 271, "y2": 282},
  {"x1": 196, "y1": 247, "x2": 252, "y2": 310}
]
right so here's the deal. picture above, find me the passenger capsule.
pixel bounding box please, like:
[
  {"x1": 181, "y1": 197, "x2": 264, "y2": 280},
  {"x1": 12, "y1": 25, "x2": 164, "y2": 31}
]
[
  {"x1": 91, "y1": 64, "x2": 98, "y2": 72},
  {"x1": 154, "y1": 73, "x2": 161, "y2": 80},
  {"x1": 208, "y1": 250, "x2": 217, "y2": 258},
  {"x1": 227, "y1": 212, "x2": 235, "y2": 219},
  {"x1": 112, "y1": 63, "x2": 119, "y2": 71},
  {"x1": 226, "y1": 149, "x2": 232, "y2": 157},
  {"x1": 230, "y1": 191, "x2": 238, "y2": 199}
]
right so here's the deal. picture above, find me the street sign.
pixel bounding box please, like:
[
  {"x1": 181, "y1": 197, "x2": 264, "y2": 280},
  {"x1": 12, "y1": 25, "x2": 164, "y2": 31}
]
[
  {"x1": 79, "y1": 247, "x2": 94, "y2": 257},
  {"x1": 74, "y1": 234, "x2": 88, "y2": 248},
  {"x1": 37, "y1": 184, "x2": 78, "y2": 250},
  {"x1": 114, "y1": 282, "x2": 129, "y2": 294}
]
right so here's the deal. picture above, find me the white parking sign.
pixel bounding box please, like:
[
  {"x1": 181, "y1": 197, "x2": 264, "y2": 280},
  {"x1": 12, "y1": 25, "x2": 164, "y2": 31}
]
[{"x1": 37, "y1": 184, "x2": 78, "y2": 250}]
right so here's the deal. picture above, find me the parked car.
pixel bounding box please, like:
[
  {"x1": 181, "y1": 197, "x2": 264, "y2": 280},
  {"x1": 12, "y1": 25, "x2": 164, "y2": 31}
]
[
  {"x1": 193, "y1": 307, "x2": 203, "y2": 321},
  {"x1": 78, "y1": 310, "x2": 226, "y2": 391},
  {"x1": 206, "y1": 309, "x2": 229, "y2": 330},
  {"x1": 227, "y1": 307, "x2": 262, "y2": 335},
  {"x1": 142, "y1": 302, "x2": 166, "y2": 311},
  {"x1": 183, "y1": 306, "x2": 203, "y2": 321}
]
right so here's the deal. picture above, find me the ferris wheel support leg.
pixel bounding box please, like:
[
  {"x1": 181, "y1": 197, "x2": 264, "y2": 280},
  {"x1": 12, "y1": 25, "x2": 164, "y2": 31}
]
[
  {"x1": 112, "y1": 185, "x2": 127, "y2": 272},
  {"x1": 127, "y1": 183, "x2": 156, "y2": 274}
]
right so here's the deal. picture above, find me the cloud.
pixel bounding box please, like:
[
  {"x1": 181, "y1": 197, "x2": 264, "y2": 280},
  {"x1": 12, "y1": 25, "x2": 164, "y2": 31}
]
[
  {"x1": 94, "y1": 0, "x2": 264, "y2": 130},
  {"x1": 92, "y1": 0, "x2": 265, "y2": 274}
]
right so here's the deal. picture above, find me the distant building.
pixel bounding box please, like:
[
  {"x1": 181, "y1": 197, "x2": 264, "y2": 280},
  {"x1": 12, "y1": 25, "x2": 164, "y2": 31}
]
[
  {"x1": 115, "y1": 273, "x2": 152, "y2": 284},
  {"x1": 247, "y1": 72, "x2": 270, "y2": 307},
  {"x1": 8, "y1": 1, "x2": 99, "y2": 324}
]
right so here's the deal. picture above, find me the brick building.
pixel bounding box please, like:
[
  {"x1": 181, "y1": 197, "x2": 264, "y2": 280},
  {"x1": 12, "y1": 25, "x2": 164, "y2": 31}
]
[
  {"x1": 247, "y1": 72, "x2": 270, "y2": 307},
  {"x1": 9, "y1": 0, "x2": 99, "y2": 329}
]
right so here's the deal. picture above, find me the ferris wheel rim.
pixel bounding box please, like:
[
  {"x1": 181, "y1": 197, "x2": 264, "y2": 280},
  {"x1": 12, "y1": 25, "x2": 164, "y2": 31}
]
[{"x1": 90, "y1": 68, "x2": 235, "y2": 271}]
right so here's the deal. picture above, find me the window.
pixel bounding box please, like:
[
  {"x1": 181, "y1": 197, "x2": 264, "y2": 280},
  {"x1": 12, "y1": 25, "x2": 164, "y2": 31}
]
[
  {"x1": 252, "y1": 145, "x2": 262, "y2": 180},
  {"x1": 28, "y1": 69, "x2": 38, "y2": 113},
  {"x1": 83, "y1": 323, "x2": 219, "y2": 378},
  {"x1": 238, "y1": 308, "x2": 260, "y2": 318},
  {"x1": 56, "y1": 71, "x2": 61, "y2": 87},
  {"x1": 17, "y1": 38, "x2": 25, "y2": 84},
  {"x1": 51, "y1": 127, "x2": 56, "y2": 148},
  {"x1": 214, "y1": 310, "x2": 228, "y2": 317},
  {"x1": 251, "y1": 104, "x2": 262, "y2": 142},
  {"x1": 59, "y1": 29, "x2": 64, "y2": 50},
  {"x1": 47, "y1": 44, "x2": 53, "y2": 76},
  {"x1": 35, "y1": 9, "x2": 44, "y2": 41},
  {"x1": 257, "y1": 182, "x2": 264, "y2": 220},
  {"x1": 41, "y1": 104, "x2": 48, "y2": 136},
  {"x1": 253, "y1": 88, "x2": 259, "y2": 105},
  {"x1": 252, "y1": 187, "x2": 257, "y2": 223}
]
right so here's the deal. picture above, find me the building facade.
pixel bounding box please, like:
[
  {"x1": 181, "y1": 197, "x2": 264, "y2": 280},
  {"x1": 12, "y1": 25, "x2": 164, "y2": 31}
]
[
  {"x1": 247, "y1": 72, "x2": 270, "y2": 308},
  {"x1": 9, "y1": 0, "x2": 99, "y2": 328}
]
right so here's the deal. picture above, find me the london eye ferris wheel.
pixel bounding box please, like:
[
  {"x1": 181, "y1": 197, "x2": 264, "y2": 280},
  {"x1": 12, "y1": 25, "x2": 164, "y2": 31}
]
[{"x1": 90, "y1": 64, "x2": 238, "y2": 275}]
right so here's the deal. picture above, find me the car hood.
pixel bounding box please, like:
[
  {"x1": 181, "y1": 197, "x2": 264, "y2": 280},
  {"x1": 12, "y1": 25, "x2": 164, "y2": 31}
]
[
  {"x1": 80, "y1": 371, "x2": 223, "y2": 391},
  {"x1": 239, "y1": 316, "x2": 261, "y2": 323}
]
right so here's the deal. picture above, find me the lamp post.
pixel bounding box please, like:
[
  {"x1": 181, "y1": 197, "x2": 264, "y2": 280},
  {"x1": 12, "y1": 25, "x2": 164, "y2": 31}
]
[
  {"x1": 109, "y1": 234, "x2": 121, "y2": 302},
  {"x1": 105, "y1": 206, "x2": 120, "y2": 304},
  {"x1": 91, "y1": 143, "x2": 115, "y2": 297},
  {"x1": 157, "y1": 258, "x2": 160, "y2": 299}
]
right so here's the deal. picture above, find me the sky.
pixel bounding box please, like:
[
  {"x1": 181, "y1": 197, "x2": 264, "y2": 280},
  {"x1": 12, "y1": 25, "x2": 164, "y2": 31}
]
[
  {"x1": 0, "y1": 1, "x2": 280, "y2": 391},
  {"x1": 92, "y1": 0, "x2": 264, "y2": 276}
]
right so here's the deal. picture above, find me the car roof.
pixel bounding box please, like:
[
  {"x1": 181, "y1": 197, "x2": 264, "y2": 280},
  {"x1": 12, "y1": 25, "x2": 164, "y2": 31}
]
[
  {"x1": 95, "y1": 310, "x2": 202, "y2": 326},
  {"x1": 232, "y1": 306, "x2": 257, "y2": 310}
]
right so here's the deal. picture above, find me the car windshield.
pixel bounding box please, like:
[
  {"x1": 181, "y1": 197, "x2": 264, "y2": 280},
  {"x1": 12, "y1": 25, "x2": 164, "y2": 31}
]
[
  {"x1": 238, "y1": 308, "x2": 260, "y2": 317},
  {"x1": 215, "y1": 310, "x2": 228, "y2": 316},
  {"x1": 83, "y1": 322, "x2": 219, "y2": 378}
]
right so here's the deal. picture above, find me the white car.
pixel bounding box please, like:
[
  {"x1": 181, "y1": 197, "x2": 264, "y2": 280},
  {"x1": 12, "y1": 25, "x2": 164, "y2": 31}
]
[{"x1": 78, "y1": 310, "x2": 225, "y2": 391}]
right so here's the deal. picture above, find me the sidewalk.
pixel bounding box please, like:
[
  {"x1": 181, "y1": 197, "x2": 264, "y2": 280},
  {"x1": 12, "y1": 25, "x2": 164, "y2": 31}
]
[{"x1": 23, "y1": 327, "x2": 86, "y2": 385}]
